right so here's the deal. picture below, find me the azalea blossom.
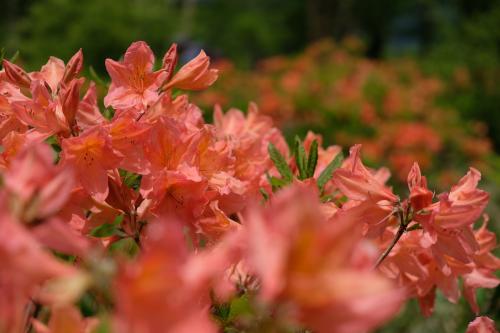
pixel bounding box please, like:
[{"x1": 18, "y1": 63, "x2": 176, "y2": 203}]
[
  {"x1": 244, "y1": 185, "x2": 403, "y2": 333},
  {"x1": 60, "y1": 126, "x2": 122, "y2": 201},
  {"x1": 0, "y1": 40, "x2": 497, "y2": 333},
  {"x1": 466, "y1": 316, "x2": 498, "y2": 333},
  {"x1": 113, "y1": 221, "x2": 217, "y2": 333},
  {"x1": 104, "y1": 41, "x2": 167, "y2": 112},
  {"x1": 164, "y1": 50, "x2": 218, "y2": 91}
]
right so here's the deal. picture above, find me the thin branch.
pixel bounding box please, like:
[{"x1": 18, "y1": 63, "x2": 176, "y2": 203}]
[
  {"x1": 374, "y1": 219, "x2": 407, "y2": 269},
  {"x1": 23, "y1": 301, "x2": 41, "y2": 333}
]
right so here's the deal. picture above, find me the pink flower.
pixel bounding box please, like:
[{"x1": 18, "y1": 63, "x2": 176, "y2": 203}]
[
  {"x1": 462, "y1": 218, "x2": 500, "y2": 314},
  {"x1": 104, "y1": 41, "x2": 166, "y2": 111},
  {"x1": 214, "y1": 103, "x2": 288, "y2": 197},
  {"x1": 0, "y1": 203, "x2": 77, "y2": 332},
  {"x1": 4, "y1": 142, "x2": 74, "y2": 220},
  {"x1": 334, "y1": 144, "x2": 398, "y2": 203},
  {"x1": 31, "y1": 56, "x2": 66, "y2": 93},
  {"x1": 0, "y1": 79, "x2": 27, "y2": 140},
  {"x1": 466, "y1": 316, "x2": 498, "y2": 333},
  {"x1": 164, "y1": 50, "x2": 218, "y2": 91},
  {"x1": 434, "y1": 168, "x2": 489, "y2": 229},
  {"x1": 113, "y1": 220, "x2": 217, "y2": 333},
  {"x1": 244, "y1": 185, "x2": 403, "y2": 333},
  {"x1": 0, "y1": 130, "x2": 47, "y2": 170},
  {"x1": 412, "y1": 167, "x2": 489, "y2": 275},
  {"x1": 333, "y1": 144, "x2": 398, "y2": 237},
  {"x1": 378, "y1": 165, "x2": 496, "y2": 316},
  {"x1": 139, "y1": 165, "x2": 209, "y2": 222},
  {"x1": 108, "y1": 114, "x2": 151, "y2": 174},
  {"x1": 60, "y1": 127, "x2": 122, "y2": 201},
  {"x1": 75, "y1": 82, "x2": 107, "y2": 130},
  {"x1": 2, "y1": 59, "x2": 32, "y2": 88},
  {"x1": 32, "y1": 305, "x2": 98, "y2": 333}
]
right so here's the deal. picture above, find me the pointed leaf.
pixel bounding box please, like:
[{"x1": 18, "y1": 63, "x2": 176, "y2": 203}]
[
  {"x1": 9, "y1": 50, "x2": 19, "y2": 63},
  {"x1": 317, "y1": 153, "x2": 344, "y2": 191},
  {"x1": 259, "y1": 187, "x2": 270, "y2": 201},
  {"x1": 294, "y1": 136, "x2": 307, "y2": 180},
  {"x1": 268, "y1": 143, "x2": 293, "y2": 182},
  {"x1": 306, "y1": 139, "x2": 318, "y2": 178},
  {"x1": 268, "y1": 176, "x2": 289, "y2": 190}
]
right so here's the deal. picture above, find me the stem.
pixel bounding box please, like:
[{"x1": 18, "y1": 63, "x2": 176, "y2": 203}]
[
  {"x1": 135, "y1": 111, "x2": 145, "y2": 121},
  {"x1": 23, "y1": 301, "x2": 41, "y2": 333},
  {"x1": 374, "y1": 219, "x2": 407, "y2": 269}
]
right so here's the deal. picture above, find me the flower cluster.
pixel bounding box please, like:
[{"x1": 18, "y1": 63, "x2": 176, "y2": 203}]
[
  {"x1": 192, "y1": 39, "x2": 494, "y2": 187},
  {"x1": 0, "y1": 41, "x2": 498, "y2": 332}
]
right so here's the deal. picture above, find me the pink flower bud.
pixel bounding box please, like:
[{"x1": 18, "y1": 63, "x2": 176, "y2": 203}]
[
  {"x1": 62, "y1": 49, "x2": 84, "y2": 85},
  {"x1": 2, "y1": 59, "x2": 31, "y2": 88},
  {"x1": 162, "y1": 43, "x2": 178, "y2": 82},
  {"x1": 61, "y1": 78, "x2": 83, "y2": 127}
]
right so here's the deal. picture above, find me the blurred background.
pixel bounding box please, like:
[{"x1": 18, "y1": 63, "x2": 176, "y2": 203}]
[{"x1": 1, "y1": 0, "x2": 499, "y2": 331}]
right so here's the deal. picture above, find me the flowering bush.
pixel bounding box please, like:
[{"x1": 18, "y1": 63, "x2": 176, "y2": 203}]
[
  {"x1": 0, "y1": 41, "x2": 498, "y2": 332},
  {"x1": 193, "y1": 39, "x2": 495, "y2": 188}
]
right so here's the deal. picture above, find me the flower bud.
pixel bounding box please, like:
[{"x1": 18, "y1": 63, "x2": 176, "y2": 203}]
[
  {"x1": 162, "y1": 43, "x2": 178, "y2": 82},
  {"x1": 61, "y1": 78, "x2": 83, "y2": 126},
  {"x1": 62, "y1": 49, "x2": 83, "y2": 85},
  {"x1": 410, "y1": 186, "x2": 433, "y2": 212},
  {"x1": 2, "y1": 59, "x2": 31, "y2": 88},
  {"x1": 165, "y1": 50, "x2": 218, "y2": 91}
]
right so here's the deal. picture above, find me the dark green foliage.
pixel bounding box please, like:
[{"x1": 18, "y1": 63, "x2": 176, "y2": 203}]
[
  {"x1": 294, "y1": 136, "x2": 307, "y2": 180},
  {"x1": 268, "y1": 143, "x2": 293, "y2": 182},
  {"x1": 306, "y1": 140, "x2": 319, "y2": 179}
]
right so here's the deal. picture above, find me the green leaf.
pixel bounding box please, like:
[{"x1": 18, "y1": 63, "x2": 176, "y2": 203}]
[
  {"x1": 90, "y1": 215, "x2": 124, "y2": 238},
  {"x1": 9, "y1": 50, "x2": 19, "y2": 63},
  {"x1": 112, "y1": 215, "x2": 124, "y2": 225},
  {"x1": 294, "y1": 136, "x2": 307, "y2": 180},
  {"x1": 89, "y1": 66, "x2": 107, "y2": 87},
  {"x1": 268, "y1": 143, "x2": 293, "y2": 182},
  {"x1": 121, "y1": 170, "x2": 142, "y2": 190},
  {"x1": 90, "y1": 223, "x2": 119, "y2": 238},
  {"x1": 109, "y1": 237, "x2": 140, "y2": 257},
  {"x1": 228, "y1": 295, "x2": 252, "y2": 321},
  {"x1": 267, "y1": 175, "x2": 289, "y2": 191},
  {"x1": 306, "y1": 139, "x2": 318, "y2": 178},
  {"x1": 213, "y1": 303, "x2": 231, "y2": 321},
  {"x1": 320, "y1": 194, "x2": 334, "y2": 203},
  {"x1": 102, "y1": 108, "x2": 115, "y2": 120},
  {"x1": 259, "y1": 187, "x2": 270, "y2": 201},
  {"x1": 317, "y1": 153, "x2": 344, "y2": 191}
]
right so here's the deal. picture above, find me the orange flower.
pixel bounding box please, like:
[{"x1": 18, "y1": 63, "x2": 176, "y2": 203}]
[
  {"x1": 165, "y1": 50, "x2": 218, "y2": 91},
  {"x1": 104, "y1": 41, "x2": 167, "y2": 111},
  {"x1": 113, "y1": 221, "x2": 217, "y2": 333},
  {"x1": 61, "y1": 127, "x2": 122, "y2": 201},
  {"x1": 466, "y1": 316, "x2": 498, "y2": 333},
  {"x1": 244, "y1": 185, "x2": 403, "y2": 333}
]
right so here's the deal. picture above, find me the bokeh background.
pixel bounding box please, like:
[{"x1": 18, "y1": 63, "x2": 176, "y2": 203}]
[{"x1": 2, "y1": 0, "x2": 499, "y2": 331}]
